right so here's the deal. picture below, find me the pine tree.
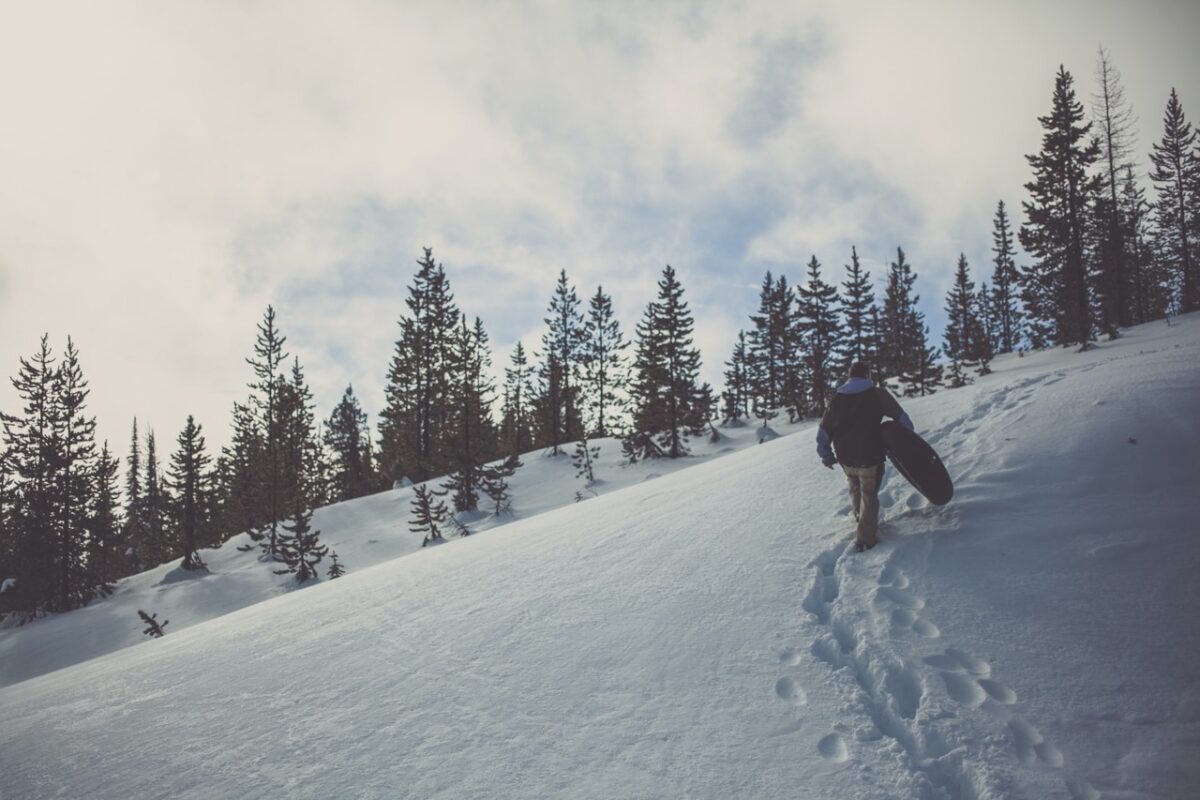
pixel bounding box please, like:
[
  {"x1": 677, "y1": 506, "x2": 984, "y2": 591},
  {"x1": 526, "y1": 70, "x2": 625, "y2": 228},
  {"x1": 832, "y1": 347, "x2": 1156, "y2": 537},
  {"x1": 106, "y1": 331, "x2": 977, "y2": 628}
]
[
  {"x1": 218, "y1": 401, "x2": 263, "y2": 544},
  {"x1": 0, "y1": 337, "x2": 58, "y2": 615},
  {"x1": 500, "y1": 342, "x2": 536, "y2": 456},
  {"x1": 141, "y1": 430, "x2": 169, "y2": 568},
  {"x1": 87, "y1": 441, "x2": 124, "y2": 588},
  {"x1": 167, "y1": 416, "x2": 211, "y2": 571},
  {"x1": 795, "y1": 255, "x2": 843, "y2": 416},
  {"x1": 572, "y1": 436, "x2": 599, "y2": 485},
  {"x1": 53, "y1": 338, "x2": 98, "y2": 611},
  {"x1": 537, "y1": 270, "x2": 587, "y2": 453},
  {"x1": 944, "y1": 255, "x2": 980, "y2": 387},
  {"x1": 581, "y1": 287, "x2": 629, "y2": 437},
  {"x1": 244, "y1": 306, "x2": 289, "y2": 558},
  {"x1": 443, "y1": 316, "x2": 497, "y2": 512},
  {"x1": 1019, "y1": 66, "x2": 1102, "y2": 350},
  {"x1": 880, "y1": 248, "x2": 919, "y2": 385},
  {"x1": 326, "y1": 551, "x2": 345, "y2": 579},
  {"x1": 839, "y1": 246, "x2": 878, "y2": 374},
  {"x1": 480, "y1": 454, "x2": 520, "y2": 517},
  {"x1": 721, "y1": 330, "x2": 751, "y2": 426},
  {"x1": 1121, "y1": 166, "x2": 1172, "y2": 322},
  {"x1": 274, "y1": 502, "x2": 327, "y2": 583},
  {"x1": 409, "y1": 484, "x2": 450, "y2": 547},
  {"x1": 1092, "y1": 48, "x2": 1138, "y2": 333},
  {"x1": 378, "y1": 248, "x2": 462, "y2": 484},
  {"x1": 623, "y1": 266, "x2": 709, "y2": 460},
  {"x1": 1148, "y1": 88, "x2": 1199, "y2": 313},
  {"x1": 123, "y1": 418, "x2": 144, "y2": 571},
  {"x1": 746, "y1": 272, "x2": 793, "y2": 412},
  {"x1": 324, "y1": 385, "x2": 375, "y2": 503},
  {"x1": 902, "y1": 324, "x2": 943, "y2": 398},
  {"x1": 989, "y1": 201, "x2": 1024, "y2": 352}
]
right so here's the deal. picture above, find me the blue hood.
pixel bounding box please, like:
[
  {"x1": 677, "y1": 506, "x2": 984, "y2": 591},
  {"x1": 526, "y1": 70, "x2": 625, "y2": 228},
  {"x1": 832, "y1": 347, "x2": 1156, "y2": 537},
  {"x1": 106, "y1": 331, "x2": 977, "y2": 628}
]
[{"x1": 837, "y1": 377, "x2": 875, "y2": 395}]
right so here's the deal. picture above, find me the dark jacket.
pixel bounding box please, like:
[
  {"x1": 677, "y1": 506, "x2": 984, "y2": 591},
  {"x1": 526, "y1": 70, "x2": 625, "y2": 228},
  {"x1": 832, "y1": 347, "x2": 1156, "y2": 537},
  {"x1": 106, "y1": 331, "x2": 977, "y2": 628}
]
[{"x1": 816, "y1": 378, "x2": 912, "y2": 468}]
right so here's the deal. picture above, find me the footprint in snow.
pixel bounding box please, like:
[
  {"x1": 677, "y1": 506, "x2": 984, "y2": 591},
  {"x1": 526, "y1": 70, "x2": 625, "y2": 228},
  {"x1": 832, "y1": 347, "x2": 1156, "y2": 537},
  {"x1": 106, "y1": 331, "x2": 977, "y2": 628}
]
[
  {"x1": 774, "y1": 676, "x2": 807, "y2": 706},
  {"x1": 817, "y1": 732, "x2": 850, "y2": 762},
  {"x1": 1008, "y1": 716, "x2": 1063, "y2": 767}
]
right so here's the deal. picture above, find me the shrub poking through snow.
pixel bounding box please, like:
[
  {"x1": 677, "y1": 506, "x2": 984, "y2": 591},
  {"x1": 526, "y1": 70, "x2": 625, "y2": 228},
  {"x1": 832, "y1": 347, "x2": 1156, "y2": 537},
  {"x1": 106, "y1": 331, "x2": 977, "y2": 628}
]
[
  {"x1": 138, "y1": 610, "x2": 168, "y2": 638},
  {"x1": 326, "y1": 552, "x2": 345, "y2": 579}
]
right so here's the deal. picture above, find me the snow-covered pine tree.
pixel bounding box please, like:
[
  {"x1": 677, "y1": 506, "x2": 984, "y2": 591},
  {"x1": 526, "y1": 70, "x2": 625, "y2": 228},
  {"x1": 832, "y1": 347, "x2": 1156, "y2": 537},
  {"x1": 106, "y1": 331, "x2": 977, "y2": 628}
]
[
  {"x1": 721, "y1": 330, "x2": 751, "y2": 426},
  {"x1": 989, "y1": 201, "x2": 1024, "y2": 353},
  {"x1": 1019, "y1": 66, "x2": 1102, "y2": 350},
  {"x1": 500, "y1": 342, "x2": 536, "y2": 457},
  {"x1": 795, "y1": 255, "x2": 843, "y2": 416},
  {"x1": 409, "y1": 484, "x2": 450, "y2": 547},
  {"x1": 167, "y1": 415, "x2": 211, "y2": 571},
  {"x1": 537, "y1": 270, "x2": 587, "y2": 454},
  {"x1": 581, "y1": 286, "x2": 629, "y2": 438},
  {"x1": 324, "y1": 385, "x2": 375, "y2": 504},
  {"x1": 87, "y1": 441, "x2": 124, "y2": 590},
  {"x1": 623, "y1": 266, "x2": 709, "y2": 460},
  {"x1": 1091, "y1": 47, "x2": 1139, "y2": 334},
  {"x1": 1148, "y1": 88, "x2": 1199, "y2": 314},
  {"x1": 839, "y1": 246, "x2": 879, "y2": 376},
  {"x1": 138, "y1": 609, "x2": 168, "y2": 638}
]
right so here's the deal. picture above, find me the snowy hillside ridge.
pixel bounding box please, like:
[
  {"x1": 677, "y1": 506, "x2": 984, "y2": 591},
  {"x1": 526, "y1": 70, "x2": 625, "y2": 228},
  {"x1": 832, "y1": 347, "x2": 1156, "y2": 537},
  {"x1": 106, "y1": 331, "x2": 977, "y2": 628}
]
[
  {"x1": 1, "y1": 313, "x2": 1198, "y2": 800},
  {"x1": 0, "y1": 415, "x2": 813, "y2": 689}
]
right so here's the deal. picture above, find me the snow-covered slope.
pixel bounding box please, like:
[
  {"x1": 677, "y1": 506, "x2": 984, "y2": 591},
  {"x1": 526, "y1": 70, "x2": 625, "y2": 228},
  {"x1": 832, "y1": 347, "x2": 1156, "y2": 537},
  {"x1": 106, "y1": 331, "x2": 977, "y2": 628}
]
[
  {"x1": 0, "y1": 417, "x2": 806, "y2": 690},
  {"x1": 2, "y1": 314, "x2": 1197, "y2": 800}
]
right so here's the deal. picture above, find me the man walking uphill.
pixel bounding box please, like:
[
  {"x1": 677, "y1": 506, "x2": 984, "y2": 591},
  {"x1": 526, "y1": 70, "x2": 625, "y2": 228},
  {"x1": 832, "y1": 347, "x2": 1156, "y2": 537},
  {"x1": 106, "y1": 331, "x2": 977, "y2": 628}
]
[{"x1": 816, "y1": 363, "x2": 913, "y2": 552}]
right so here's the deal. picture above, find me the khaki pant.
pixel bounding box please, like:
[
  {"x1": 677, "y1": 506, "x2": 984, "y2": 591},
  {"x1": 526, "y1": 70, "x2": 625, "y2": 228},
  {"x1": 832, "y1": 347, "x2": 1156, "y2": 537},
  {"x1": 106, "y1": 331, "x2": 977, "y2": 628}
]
[{"x1": 843, "y1": 464, "x2": 884, "y2": 547}]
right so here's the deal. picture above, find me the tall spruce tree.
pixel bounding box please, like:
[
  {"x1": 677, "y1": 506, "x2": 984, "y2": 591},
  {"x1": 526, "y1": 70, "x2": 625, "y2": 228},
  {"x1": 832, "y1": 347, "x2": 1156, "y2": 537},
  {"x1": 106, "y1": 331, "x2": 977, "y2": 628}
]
[
  {"x1": 537, "y1": 270, "x2": 587, "y2": 454},
  {"x1": 944, "y1": 255, "x2": 982, "y2": 387},
  {"x1": 1019, "y1": 66, "x2": 1102, "y2": 350},
  {"x1": 167, "y1": 416, "x2": 212, "y2": 571},
  {"x1": 378, "y1": 248, "x2": 461, "y2": 484},
  {"x1": 324, "y1": 385, "x2": 375, "y2": 503},
  {"x1": 243, "y1": 306, "x2": 289, "y2": 558},
  {"x1": 581, "y1": 286, "x2": 629, "y2": 438},
  {"x1": 839, "y1": 246, "x2": 878, "y2": 374},
  {"x1": 141, "y1": 430, "x2": 170, "y2": 568},
  {"x1": 123, "y1": 419, "x2": 145, "y2": 571},
  {"x1": 1148, "y1": 88, "x2": 1199, "y2": 313},
  {"x1": 989, "y1": 201, "x2": 1024, "y2": 353},
  {"x1": 216, "y1": 401, "x2": 263, "y2": 543},
  {"x1": 443, "y1": 316, "x2": 497, "y2": 512},
  {"x1": 53, "y1": 338, "x2": 98, "y2": 611},
  {"x1": 623, "y1": 266, "x2": 709, "y2": 460},
  {"x1": 880, "y1": 248, "x2": 919, "y2": 385},
  {"x1": 795, "y1": 255, "x2": 843, "y2": 416},
  {"x1": 746, "y1": 272, "x2": 793, "y2": 412}
]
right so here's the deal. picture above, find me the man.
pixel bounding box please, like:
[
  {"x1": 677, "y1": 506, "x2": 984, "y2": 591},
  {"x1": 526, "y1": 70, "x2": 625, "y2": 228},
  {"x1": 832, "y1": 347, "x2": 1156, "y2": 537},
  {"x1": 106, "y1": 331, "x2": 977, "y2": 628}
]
[{"x1": 816, "y1": 362, "x2": 913, "y2": 552}]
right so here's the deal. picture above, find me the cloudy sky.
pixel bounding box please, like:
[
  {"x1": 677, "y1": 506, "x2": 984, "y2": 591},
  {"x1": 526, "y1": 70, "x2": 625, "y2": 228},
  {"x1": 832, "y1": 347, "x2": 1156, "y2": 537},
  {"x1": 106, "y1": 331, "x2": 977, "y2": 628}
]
[{"x1": 1, "y1": 0, "x2": 1197, "y2": 453}]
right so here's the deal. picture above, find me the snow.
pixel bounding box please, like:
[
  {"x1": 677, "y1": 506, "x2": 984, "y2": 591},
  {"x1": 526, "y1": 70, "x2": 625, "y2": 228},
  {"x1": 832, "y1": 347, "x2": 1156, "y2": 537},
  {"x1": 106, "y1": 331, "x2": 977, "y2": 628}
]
[{"x1": 1, "y1": 314, "x2": 1198, "y2": 799}]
